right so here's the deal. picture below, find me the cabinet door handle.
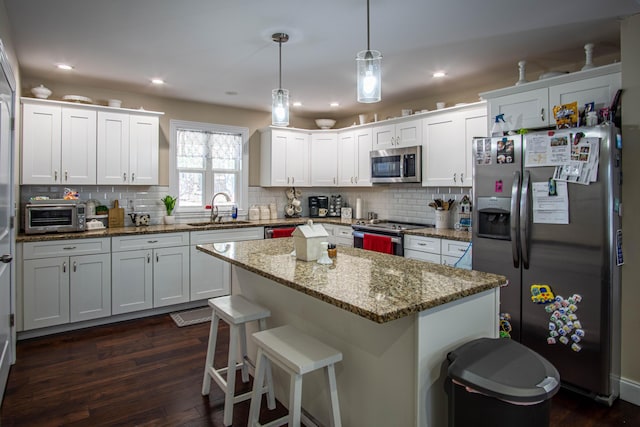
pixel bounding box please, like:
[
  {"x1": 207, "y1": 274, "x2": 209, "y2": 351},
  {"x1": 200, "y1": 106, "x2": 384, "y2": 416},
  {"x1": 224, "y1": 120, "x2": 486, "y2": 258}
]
[
  {"x1": 54, "y1": 170, "x2": 58, "y2": 181},
  {"x1": 350, "y1": 177, "x2": 354, "y2": 184},
  {"x1": 292, "y1": 176, "x2": 295, "y2": 184},
  {"x1": 73, "y1": 261, "x2": 77, "y2": 272},
  {"x1": 64, "y1": 171, "x2": 68, "y2": 181},
  {"x1": 355, "y1": 176, "x2": 358, "y2": 183},
  {"x1": 541, "y1": 108, "x2": 545, "y2": 121},
  {"x1": 147, "y1": 240, "x2": 158, "y2": 244},
  {"x1": 453, "y1": 173, "x2": 457, "y2": 183},
  {"x1": 123, "y1": 172, "x2": 127, "y2": 182},
  {"x1": 131, "y1": 172, "x2": 135, "y2": 182},
  {"x1": 63, "y1": 246, "x2": 77, "y2": 250},
  {"x1": 460, "y1": 173, "x2": 464, "y2": 183},
  {"x1": 333, "y1": 177, "x2": 336, "y2": 184},
  {"x1": 156, "y1": 253, "x2": 159, "y2": 263},
  {"x1": 417, "y1": 242, "x2": 427, "y2": 246},
  {"x1": 63, "y1": 261, "x2": 66, "y2": 273},
  {"x1": 147, "y1": 253, "x2": 151, "y2": 263}
]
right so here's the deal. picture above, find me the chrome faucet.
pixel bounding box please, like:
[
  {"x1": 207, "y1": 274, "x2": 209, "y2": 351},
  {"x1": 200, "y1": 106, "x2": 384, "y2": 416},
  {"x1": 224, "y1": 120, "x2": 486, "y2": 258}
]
[{"x1": 210, "y1": 192, "x2": 231, "y2": 222}]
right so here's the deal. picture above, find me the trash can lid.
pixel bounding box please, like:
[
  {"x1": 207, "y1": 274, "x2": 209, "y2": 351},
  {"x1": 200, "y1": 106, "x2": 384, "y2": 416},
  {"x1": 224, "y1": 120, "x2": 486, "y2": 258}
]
[{"x1": 447, "y1": 337, "x2": 560, "y2": 404}]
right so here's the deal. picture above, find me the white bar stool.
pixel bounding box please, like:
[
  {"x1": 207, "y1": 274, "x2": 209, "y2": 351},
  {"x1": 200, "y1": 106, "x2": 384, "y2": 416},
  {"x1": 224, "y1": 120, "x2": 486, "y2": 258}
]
[
  {"x1": 248, "y1": 325, "x2": 343, "y2": 427},
  {"x1": 201, "y1": 295, "x2": 276, "y2": 426}
]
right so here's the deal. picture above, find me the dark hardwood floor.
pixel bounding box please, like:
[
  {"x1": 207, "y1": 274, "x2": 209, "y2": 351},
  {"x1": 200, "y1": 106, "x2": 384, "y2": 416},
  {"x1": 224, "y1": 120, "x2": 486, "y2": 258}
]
[{"x1": 1, "y1": 314, "x2": 638, "y2": 426}]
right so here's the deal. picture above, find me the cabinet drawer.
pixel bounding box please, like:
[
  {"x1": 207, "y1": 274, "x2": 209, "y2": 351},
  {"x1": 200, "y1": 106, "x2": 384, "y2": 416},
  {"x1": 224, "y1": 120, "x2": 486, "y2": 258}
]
[
  {"x1": 404, "y1": 249, "x2": 440, "y2": 264},
  {"x1": 190, "y1": 227, "x2": 264, "y2": 245},
  {"x1": 333, "y1": 226, "x2": 354, "y2": 238},
  {"x1": 404, "y1": 235, "x2": 440, "y2": 254},
  {"x1": 112, "y1": 232, "x2": 189, "y2": 251},
  {"x1": 441, "y1": 239, "x2": 471, "y2": 257},
  {"x1": 23, "y1": 238, "x2": 110, "y2": 259}
]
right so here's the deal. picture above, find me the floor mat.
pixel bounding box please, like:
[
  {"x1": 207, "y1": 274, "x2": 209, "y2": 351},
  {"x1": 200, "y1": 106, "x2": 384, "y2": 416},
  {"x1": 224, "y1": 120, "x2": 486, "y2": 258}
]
[{"x1": 170, "y1": 307, "x2": 211, "y2": 327}]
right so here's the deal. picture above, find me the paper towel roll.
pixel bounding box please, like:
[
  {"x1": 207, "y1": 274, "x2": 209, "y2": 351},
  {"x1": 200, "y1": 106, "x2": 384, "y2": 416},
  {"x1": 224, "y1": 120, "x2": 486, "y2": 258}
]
[{"x1": 355, "y1": 198, "x2": 362, "y2": 219}]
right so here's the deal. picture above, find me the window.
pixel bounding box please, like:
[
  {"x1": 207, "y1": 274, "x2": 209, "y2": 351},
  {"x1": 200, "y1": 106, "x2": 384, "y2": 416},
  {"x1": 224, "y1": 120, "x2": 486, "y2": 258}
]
[{"x1": 170, "y1": 120, "x2": 248, "y2": 215}]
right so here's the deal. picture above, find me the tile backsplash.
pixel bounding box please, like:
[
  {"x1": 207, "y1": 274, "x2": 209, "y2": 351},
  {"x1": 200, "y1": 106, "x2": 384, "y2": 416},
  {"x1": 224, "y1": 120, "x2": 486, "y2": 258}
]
[{"x1": 20, "y1": 184, "x2": 471, "y2": 228}]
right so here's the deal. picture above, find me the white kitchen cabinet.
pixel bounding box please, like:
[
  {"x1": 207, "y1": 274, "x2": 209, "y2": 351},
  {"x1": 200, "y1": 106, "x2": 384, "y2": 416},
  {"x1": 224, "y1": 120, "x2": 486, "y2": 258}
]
[
  {"x1": 423, "y1": 103, "x2": 487, "y2": 187},
  {"x1": 260, "y1": 128, "x2": 310, "y2": 187},
  {"x1": 403, "y1": 235, "x2": 441, "y2": 264},
  {"x1": 441, "y1": 239, "x2": 472, "y2": 269},
  {"x1": 22, "y1": 238, "x2": 111, "y2": 330},
  {"x1": 372, "y1": 118, "x2": 422, "y2": 149},
  {"x1": 97, "y1": 112, "x2": 160, "y2": 185},
  {"x1": 483, "y1": 63, "x2": 621, "y2": 132},
  {"x1": 310, "y1": 132, "x2": 338, "y2": 186},
  {"x1": 332, "y1": 225, "x2": 354, "y2": 247},
  {"x1": 190, "y1": 227, "x2": 264, "y2": 301},
  {"x1": 404, "y1": 235, "x2": 471, "y2": 269},
  {"x1": 111, "y1": 232, "x2": 189, "y2": 314},
  {"x1": 21, "y1": 102, "x2": 96, "y2": 185},
  {"x1": 337, "y1": 127, "x2": 373, "y2": 186}
]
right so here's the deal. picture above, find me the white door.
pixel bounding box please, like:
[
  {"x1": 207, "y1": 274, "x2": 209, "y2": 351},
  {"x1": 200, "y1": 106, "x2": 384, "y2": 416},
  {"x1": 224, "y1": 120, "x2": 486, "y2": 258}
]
[
  {"x1": 337, "y1": 131, "x2": 356, "y2": 186},
  {"x1": 97, "y1": 111, "x2": 130, "y2": 185},
  {"x1": 129, "y1": 115, "x2": 159, "y2": 185},
  {"x1": 0, "y1": 50, "x2": 16, "y2": 403},
  {"x1": 111, "y1": 249, "x2": 153, "y2": 314},
  {"x1": 310, "y1": 133, "x2": 337, "y2": 186},
  {"x1": 61, "y1": 107, "x2": 96, "y2": 184},
  {"x1": 354, "y1": 128, "x2": 373, "y2": 186},
  {"x1": 69, "y1": 253, "x2": 111, "y2": 322},
  {"x1": 153, "y1": 246, "x2": 189, "y2": 307}
]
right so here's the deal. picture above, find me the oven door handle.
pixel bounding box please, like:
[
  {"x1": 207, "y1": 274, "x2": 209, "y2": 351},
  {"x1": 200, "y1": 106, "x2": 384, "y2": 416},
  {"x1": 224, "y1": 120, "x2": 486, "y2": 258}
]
[{"x1": 353, "y1": 231, "x2": 401, "y2": 245}]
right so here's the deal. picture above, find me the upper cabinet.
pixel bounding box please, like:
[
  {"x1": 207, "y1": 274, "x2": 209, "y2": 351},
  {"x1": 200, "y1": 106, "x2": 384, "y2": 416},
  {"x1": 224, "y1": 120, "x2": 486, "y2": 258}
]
[
  {"x1": 372, "y1": 118, "x2": 422, "y2": 149},
  {"x1": 22, "y1": 102, "x2": 96, "y2": 185},
  {"x1": 422, "y1": 103, "x2": 487, "y2": 187},
  {"x1": 97, "y1": 112, "x2": 159, "y2": 185},
  {"x1": 310, "y1": 132, "x2": 338, "y2": 186},
  {"x1": 260, "y1": 127, "x2": 310, "y2": 187},
  {"x1": 338, "y1": 127, "x2": 373, "y2": 187},
  {"x1": 21, "y1": 98, "x2": 163, "y2": 186},
  {"x1": 482, "y1": 63, "x2": 621, "y2": 131}
]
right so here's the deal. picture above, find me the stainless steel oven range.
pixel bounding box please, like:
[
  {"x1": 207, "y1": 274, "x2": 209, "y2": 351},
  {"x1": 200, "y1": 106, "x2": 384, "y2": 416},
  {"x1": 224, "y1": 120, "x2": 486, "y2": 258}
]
[{"x1": 352, "y1": 221, "x2": 431, "y2": 256}]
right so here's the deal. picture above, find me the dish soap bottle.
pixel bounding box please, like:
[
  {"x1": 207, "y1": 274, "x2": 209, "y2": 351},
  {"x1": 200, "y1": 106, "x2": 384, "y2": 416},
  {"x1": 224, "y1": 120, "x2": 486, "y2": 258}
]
[{"x1": 491, "y1": 114, "x2": 507, "y2": 136}]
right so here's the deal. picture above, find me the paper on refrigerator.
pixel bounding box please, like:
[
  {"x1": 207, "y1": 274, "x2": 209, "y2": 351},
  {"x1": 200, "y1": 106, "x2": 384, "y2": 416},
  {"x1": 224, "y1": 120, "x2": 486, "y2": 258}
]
[{"x1": 532, "y1": 181, "x2": 569, "y2": 224}]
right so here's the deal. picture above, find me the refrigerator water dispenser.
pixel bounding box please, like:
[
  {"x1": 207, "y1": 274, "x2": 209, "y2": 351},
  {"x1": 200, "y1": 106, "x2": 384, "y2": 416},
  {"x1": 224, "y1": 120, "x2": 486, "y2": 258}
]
[{"x1": 477, "y1": 197, "x2": 511, "y2": 240}]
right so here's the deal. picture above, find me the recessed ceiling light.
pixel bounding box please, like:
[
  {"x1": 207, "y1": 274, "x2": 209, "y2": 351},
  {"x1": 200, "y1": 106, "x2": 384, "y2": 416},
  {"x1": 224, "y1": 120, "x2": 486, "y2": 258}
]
[
  {"x1": 56, "y1": 64, "x2": 73, "y2": 70},
  {"x1": 292, "y1": 101, "x2": 302, "y2": 107},
  {"x1": 225, "y1": 91, "x2": 238, "y2": 96},
  {"x1": 433, "y1": 71, "x2": 446, "y2": 78},
  {"x1": 330, "y1": 102, "x2": 340, "y2": 107},
  {"x1": 151, "y1": 78, "x2": 165, "y2": 85}
]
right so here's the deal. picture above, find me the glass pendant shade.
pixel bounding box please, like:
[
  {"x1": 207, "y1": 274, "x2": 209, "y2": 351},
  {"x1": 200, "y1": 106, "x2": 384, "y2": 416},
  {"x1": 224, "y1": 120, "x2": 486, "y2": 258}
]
[
  {"x1": 357, "y1": 50, "x2": 381, "y2": 103},
  {"x1": 272, "y1": 88, "x2": 289, "y2": 126}
]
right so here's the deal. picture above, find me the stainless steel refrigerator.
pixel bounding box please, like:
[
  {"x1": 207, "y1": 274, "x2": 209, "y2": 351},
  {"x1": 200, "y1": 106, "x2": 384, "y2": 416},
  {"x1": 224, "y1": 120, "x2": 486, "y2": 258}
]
[{"x1": 472, "y1": 124, "x2": 622, "y2": 404}]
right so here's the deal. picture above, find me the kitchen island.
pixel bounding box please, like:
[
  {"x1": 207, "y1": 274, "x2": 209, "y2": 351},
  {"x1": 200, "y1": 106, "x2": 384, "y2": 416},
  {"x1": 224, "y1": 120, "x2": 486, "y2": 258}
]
[{"x1": 197, "y1": 238, "x2": 506, "y2": 427}]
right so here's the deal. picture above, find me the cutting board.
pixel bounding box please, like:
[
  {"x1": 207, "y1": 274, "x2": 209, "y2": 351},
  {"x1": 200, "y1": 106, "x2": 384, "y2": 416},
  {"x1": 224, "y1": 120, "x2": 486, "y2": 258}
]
[{"x1": 108, "y1": 200, "x2": 125, "y2": 228}]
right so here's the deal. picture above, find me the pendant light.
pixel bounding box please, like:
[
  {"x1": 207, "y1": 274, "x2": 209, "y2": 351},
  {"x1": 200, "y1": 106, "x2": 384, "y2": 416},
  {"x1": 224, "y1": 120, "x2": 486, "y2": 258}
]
[
  {"x1": 272, "y1": 33, "x2": 290, "y2": 126},
  {"x1": 356, "y1": 0, "x2": 381, "y2": 103}
]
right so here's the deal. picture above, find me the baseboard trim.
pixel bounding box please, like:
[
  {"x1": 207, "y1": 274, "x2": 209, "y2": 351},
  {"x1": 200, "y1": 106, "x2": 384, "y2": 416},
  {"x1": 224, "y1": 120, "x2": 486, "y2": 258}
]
[{"x1": 620, "y1": 377, "x2": 640, "y2": 406}]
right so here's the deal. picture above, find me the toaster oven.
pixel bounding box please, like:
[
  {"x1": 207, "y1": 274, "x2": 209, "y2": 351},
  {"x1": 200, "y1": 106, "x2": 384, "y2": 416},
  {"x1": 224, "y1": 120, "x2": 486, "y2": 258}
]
[{"x1": 24, "y1": 200, "x2": 86, "y2": 234}]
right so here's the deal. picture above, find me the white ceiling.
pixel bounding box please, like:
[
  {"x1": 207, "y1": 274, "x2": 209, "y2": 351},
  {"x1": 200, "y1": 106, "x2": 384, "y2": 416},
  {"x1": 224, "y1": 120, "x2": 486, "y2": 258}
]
[{"x1": 5, "y1": 0, "x2": 640, "y2": 119}]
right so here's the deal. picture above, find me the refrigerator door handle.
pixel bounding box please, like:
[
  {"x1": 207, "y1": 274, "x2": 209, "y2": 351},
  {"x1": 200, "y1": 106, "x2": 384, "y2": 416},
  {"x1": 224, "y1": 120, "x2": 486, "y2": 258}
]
[
  {"x1": 510, "y1": 171, "x2": 521, "y2": 268},
  {"x1": 520, "y1": 170, "x2": 531, "y2": 269}
]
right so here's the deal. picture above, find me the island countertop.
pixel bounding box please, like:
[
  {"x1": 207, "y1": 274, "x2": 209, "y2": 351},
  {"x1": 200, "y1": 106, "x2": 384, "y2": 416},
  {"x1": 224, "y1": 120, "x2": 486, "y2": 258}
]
[{"x1": 197, "y1": 238, "x2": 505, "y2": 323}]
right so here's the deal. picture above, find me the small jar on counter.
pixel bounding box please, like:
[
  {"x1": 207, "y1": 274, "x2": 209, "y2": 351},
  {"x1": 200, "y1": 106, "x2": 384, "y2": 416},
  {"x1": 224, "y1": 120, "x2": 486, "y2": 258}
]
[{"x1": 327, "y1": 243, "x2": 337, "y2": 258}]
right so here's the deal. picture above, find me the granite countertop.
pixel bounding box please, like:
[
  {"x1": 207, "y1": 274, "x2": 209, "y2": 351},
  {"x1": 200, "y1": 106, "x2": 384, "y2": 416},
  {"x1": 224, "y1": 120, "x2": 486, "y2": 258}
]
[
  {"x1": 17, "y1": 217, "x2": 472, "y2": 243},
  {"x1": 16, "y1": 217, "x2": 355, "y2": 243},
  {"x1": 197, "y1": 238, "x2": 504, "y2": 323}
]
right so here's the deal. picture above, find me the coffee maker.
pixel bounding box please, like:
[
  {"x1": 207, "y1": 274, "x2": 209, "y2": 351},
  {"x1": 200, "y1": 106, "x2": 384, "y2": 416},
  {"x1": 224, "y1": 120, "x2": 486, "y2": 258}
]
[
  {"x1": 317, "y1": 196, "x2": 328, "y2": 217},
  {"x1": 308, "y1": 196, "x2": 319, "y2": 217}
]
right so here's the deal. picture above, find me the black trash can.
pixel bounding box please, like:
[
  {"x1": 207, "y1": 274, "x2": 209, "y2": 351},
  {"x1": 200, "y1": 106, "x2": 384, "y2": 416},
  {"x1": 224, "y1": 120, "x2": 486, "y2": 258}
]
[{"x1": 446, "y1": 337, "x2": 560, "y2": 427}]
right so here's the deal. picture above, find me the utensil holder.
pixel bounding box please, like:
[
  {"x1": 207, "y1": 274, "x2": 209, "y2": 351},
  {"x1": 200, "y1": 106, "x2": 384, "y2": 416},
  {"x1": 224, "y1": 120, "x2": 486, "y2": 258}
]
[{"x1": 435, "y1": 210, "x2": 451, "y2": 229}]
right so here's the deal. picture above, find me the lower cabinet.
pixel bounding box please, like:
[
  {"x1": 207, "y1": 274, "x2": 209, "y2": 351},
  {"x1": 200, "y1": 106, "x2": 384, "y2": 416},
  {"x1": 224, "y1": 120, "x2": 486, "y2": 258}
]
[
  {"x1": 404, "y1": 235, "x2": 472, "y2": 269},
  {"x1": 22, "y1": 238, "x2": 111, "y2": 330},
  {"x1": 190, "y1": 227, "x2": 264, "y2": 301},
  {"x1": 111, "y1": 232, "x2": 190, "y2": 315}
]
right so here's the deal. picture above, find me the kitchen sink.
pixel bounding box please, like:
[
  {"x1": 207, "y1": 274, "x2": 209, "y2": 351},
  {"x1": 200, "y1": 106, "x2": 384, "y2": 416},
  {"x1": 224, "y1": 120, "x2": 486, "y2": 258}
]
[{"x1": 186, "y1": 220, "x2": 252, "y2": 227}]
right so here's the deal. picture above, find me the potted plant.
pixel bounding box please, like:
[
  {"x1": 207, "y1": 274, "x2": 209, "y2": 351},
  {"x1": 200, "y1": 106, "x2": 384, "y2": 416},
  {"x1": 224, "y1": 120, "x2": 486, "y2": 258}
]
[{"x1": 161, "y1": 195, "x2": 177, "y2": 225}]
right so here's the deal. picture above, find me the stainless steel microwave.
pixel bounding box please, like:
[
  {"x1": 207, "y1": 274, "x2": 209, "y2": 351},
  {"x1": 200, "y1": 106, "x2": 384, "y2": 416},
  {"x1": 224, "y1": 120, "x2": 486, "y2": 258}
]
[
  {"x1": 24, "y1": 200, "x2": 86, "y2": 234},
  {"x1": 370, "y1": 146, "x2": 422, "y2": 183}
]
